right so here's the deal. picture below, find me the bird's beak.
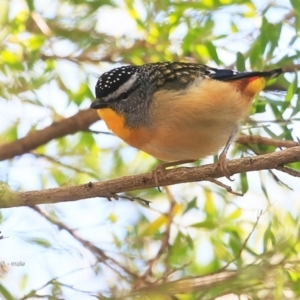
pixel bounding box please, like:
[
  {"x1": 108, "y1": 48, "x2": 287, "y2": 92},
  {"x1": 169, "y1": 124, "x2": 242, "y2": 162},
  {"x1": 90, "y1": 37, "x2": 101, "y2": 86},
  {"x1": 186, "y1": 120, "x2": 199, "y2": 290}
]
[{"x1": 90, "y1": 98, "x2": 107, "y2": 109}]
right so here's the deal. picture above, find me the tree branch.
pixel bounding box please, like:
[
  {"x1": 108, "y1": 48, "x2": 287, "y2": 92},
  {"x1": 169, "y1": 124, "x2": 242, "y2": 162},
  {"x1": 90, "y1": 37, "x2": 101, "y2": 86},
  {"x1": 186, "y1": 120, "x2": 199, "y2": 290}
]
[
  {"x1": 1, "y1": 146, "x2": 299, "y2": 209},
  {"x1": 236, "y1": 135, "x2": 298, "y2": 148},
  {"x1": 281, "y1": 64, "x2": 300, "y2": 73},
  {"x1": 0, "y1": 109, "x2": 99, "y2": 161}
]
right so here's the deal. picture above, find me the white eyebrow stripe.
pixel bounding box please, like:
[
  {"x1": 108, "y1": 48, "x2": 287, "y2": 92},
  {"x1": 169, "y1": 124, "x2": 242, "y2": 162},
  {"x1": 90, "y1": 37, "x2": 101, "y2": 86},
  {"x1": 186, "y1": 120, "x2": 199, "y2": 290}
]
[{"x1": 101, "y1": 72, "x2": 138, "y2": 102}]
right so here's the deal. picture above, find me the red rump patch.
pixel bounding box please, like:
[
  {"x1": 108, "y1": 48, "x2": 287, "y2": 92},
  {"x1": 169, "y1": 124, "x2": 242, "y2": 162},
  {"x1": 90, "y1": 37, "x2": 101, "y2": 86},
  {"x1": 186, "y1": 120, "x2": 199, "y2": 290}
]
[{"x1": 247, "y1": 76, "x2": 259, "y2": 82}]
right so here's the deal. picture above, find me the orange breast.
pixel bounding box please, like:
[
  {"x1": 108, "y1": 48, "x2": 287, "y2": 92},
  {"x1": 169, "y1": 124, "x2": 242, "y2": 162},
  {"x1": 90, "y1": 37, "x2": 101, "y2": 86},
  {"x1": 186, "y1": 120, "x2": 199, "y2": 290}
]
[{"x1": 97, "y1": 108, "x2": 153, "y2": 149}]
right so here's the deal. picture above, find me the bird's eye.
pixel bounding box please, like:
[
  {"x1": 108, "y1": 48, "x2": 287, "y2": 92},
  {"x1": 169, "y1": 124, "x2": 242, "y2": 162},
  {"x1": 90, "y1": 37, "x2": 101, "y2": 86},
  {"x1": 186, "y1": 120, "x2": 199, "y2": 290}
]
[{"x1": 120, "y1": 92, "x2": 129, "y2": 100}]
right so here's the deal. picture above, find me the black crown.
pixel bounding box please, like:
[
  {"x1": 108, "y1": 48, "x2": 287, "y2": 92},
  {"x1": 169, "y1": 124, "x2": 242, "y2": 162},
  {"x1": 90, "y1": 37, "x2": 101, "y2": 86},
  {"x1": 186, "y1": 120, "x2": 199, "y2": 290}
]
[{"x1": 95, "y1": 65, "x2": 137, "y2": 98}]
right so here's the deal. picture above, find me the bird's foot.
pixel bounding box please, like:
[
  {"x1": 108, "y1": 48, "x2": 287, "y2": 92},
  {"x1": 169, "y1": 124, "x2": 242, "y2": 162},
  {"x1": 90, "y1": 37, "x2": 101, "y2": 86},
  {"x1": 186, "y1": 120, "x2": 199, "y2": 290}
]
[
  {"x1": 151, "y1": 159, "x2": 196, "y2": 189},
  {"x1": 214, "y1": 152, "x2": 233, "y2": 181}
]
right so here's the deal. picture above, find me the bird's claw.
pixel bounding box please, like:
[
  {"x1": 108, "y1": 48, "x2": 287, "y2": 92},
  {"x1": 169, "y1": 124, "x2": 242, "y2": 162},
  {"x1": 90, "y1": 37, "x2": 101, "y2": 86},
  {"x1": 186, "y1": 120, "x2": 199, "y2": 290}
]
[
  {"x1": 151, "y1": 159, "x2": 196, "y2": 190},
  {"x1": 151, "y1": 164, "x2": 166, "y2": 191},
  {"x1": 214, "y1": 153, "x2": 233, "y2": 181}
]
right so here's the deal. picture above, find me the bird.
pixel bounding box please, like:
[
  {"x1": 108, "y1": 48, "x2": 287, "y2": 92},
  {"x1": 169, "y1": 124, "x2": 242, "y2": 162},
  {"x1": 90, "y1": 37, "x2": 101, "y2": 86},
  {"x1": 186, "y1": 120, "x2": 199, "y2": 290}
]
[{"x1": 90, "y1": 62, "x2": 282, "y2": 179}]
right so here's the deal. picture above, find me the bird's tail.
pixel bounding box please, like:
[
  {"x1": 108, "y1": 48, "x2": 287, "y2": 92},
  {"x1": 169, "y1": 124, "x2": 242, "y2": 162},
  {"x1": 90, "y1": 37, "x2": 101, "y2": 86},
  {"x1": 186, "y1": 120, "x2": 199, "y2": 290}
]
[
  {"x1": 211, "y1": 68, "x2": 283, "y2": 97},
  {"x1": 210, "y1": 68, "x2": 283, "y2": 82}
]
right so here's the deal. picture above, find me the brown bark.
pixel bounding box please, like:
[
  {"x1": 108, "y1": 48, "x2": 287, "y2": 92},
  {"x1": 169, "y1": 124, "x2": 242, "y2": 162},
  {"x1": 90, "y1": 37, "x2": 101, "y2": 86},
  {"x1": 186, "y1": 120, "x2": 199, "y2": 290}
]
[
  {"x1": 1, "y1": 146, "x2": 299, "y2": 208},
  {"x1": 0, "y1": 109, "x2": 99, "y2": 161}
]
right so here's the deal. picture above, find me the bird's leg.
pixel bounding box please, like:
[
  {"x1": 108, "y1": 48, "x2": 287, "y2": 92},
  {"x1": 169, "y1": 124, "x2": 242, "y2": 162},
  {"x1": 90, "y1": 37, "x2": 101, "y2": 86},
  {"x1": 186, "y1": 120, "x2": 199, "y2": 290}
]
[
  {"x1": 151, "y1": 159, "x2": 196, "y2": 188},
  {"x1": 215, "y1": 127, "x2": 238, "y2": 180}
]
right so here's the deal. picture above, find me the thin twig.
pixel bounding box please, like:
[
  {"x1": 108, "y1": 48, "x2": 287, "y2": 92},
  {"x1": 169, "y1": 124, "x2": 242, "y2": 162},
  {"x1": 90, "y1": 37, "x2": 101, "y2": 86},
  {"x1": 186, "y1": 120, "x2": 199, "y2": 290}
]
[
  {"x1": 117, "y1": 194, "x2": 151, "y2": 206},
  {"x1": 30, "y1": 206, "x2": 138, "y2": 280},
  {"x1": 269, "y1": 169, "x2": 293, "y2": 191},
  {"x1": 207, "y1": 178, "x2": 244, "y2": 196},
  {"x1": 220, "y1": 210, "x2": 264, "y2": 271},
  {"x1": 275, "y1": 165, "x2": 300, "y2": 177},
  {"x1": 236, "y1": 135, "x2": 298, "y2": 148},
  {"x1": 132, "y1": 186, "x2": 175, "y2": 288},
  {"x1": 32, "y1": 153, "x2": 100, "y2": 179}
]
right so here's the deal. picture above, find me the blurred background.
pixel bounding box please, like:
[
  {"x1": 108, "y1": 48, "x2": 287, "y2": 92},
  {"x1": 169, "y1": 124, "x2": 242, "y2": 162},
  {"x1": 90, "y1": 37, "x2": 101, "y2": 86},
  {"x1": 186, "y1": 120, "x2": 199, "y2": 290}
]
[{"x1": 0, "y1": 0, "x2": 300, "y2": 299}]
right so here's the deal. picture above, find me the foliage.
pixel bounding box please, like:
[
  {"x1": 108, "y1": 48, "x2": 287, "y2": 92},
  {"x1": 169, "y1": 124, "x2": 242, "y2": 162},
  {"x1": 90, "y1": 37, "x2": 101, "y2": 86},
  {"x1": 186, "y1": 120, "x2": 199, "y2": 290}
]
[{"x1": 0, "y1": 0, "x2": 299, "y2": 299}]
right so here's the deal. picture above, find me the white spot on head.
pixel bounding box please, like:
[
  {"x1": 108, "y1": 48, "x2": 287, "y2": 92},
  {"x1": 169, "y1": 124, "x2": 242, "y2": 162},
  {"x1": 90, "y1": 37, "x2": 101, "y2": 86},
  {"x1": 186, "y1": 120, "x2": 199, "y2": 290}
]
[{"x1": 102, "y1": 72, "x2": 138, "y2": 102}]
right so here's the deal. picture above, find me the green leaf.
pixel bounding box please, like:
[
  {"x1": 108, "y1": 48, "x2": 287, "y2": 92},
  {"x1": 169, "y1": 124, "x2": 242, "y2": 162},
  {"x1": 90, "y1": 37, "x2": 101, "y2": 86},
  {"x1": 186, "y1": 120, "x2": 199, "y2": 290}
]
[
  {"x1": 0, "y1": 284, "x2": 14, "y2": 300},
  {"x1": 240, "y1": 172, "x2": 249, "y2": 193},
  {"x1": 249, "y1": 41, "x2": 262, "y2": 68},
  {"x1": 284, "y1": 73, "x2": 297, "y2": 103},
  {"x1": 205, "y1": 41, "x2": 220, "y2": 64},
  {"x1": 226, "y1": 208, "x2": 242, "y2": 221},
  {"x1": 1, "y1": 125, "x2": 18, "y2": 143},
  {"x1": 169, "y1": 231, "x2": 194, "y2": 266},
  {"x1": 28, "y1": 238, "x2": 52, "y2": 248},
  {"x1": 1, "y1": 49, "x2": 23, "y2": 70},
  {"x1": 290, "y1": 0, "x2": 300, "y2": 16},
  {"x1": 0, "y1": 0, "x2": 9, "y2": 25},
  {"x1": 291, "y1": 90, "x2": 300, "y2": 117},
  {"x1": 19, "y1": 274, "x2": 28, "y2": 291},
  {"x1": 25, "y1": 35, "x2": 46, "y2": 51},
  {"x1": 231, "y1": 21, "x2": 238, "y2": 33},
  {"x1": 229, "y1": 231, "x2": 243, "y2": 257},
  {"x1": 253, "y1": 98, "x2": 267, "y2": 114},
  {"x1": 191, "y1": 219, "x2": 217, "y2": 229},
  {"x1": 263, "y1": 224, "x2": 276, "y2": 252},
  {"x1": 204, "y1": 189, "x2": 217, "y2": 217},
  {"x1": 184, "y1": 197, "x2": 198, "y2": 213},
  {"x1": 25, "y1": 0, "x2": 34, "y2": 11},
  {"x1": 236, "y1": 52, "x2": 246, "y2": 71}
]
